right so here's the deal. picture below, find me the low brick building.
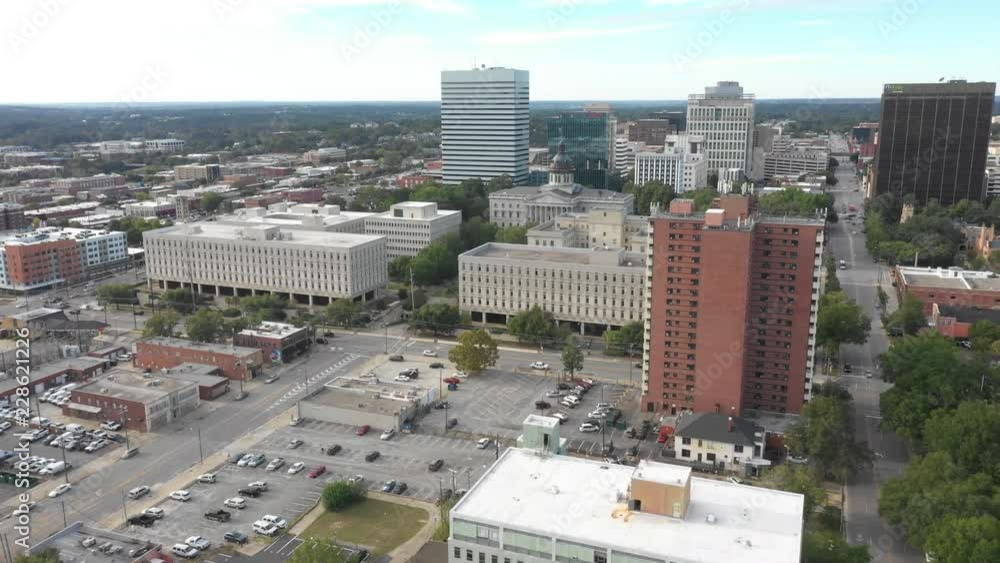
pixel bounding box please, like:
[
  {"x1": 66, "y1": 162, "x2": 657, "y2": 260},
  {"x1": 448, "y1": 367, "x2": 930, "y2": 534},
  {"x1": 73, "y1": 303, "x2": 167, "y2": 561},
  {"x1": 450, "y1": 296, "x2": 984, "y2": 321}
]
[
  {"x1": 135, "y1": 337, "x2": 263, "y2": 380},
  {"x1": 234, "y1": 322, "x2": 311, "y2": 365},
  {"x1": 161, "y1": 363, "x2": 230, "y2": 400},
  {"x1": 894, "y1": 266, "x2": 1000, "y2": 314},
  {"x1": 931, "y1": 304, "x2": 1000, "y2": 339},
  {"x1": 65, "y1": 369, "x2": 200, "y2": 432},
  {"x1": 0, "y1": 357, "x2": 108, "y2": 400}
]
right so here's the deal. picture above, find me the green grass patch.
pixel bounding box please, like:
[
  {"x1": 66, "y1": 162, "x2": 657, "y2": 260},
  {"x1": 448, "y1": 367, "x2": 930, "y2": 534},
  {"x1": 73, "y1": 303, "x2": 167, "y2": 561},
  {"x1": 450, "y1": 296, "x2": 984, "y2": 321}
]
[{"x1": 301, "y1": 498, "x2": 428, "y2": 555}]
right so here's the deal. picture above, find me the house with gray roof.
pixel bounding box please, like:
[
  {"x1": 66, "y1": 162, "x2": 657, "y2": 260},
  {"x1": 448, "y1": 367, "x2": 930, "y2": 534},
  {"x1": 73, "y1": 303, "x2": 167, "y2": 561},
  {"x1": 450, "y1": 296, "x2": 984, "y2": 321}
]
[{"x1": 671, "y1": 411, "x2": 770, "y2": 475}]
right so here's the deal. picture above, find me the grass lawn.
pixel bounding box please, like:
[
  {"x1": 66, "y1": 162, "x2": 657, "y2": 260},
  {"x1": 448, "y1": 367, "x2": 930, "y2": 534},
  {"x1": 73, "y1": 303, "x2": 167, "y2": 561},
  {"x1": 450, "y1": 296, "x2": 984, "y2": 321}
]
[{"x1": 301, "y1": 498, "x2": 429, "y2": 555}]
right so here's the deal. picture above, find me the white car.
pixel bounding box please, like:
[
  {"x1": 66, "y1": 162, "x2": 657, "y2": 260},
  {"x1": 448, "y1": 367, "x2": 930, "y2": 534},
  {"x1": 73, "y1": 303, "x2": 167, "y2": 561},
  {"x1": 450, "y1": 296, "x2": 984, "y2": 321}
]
[
  {"x1": 143, "y1": 507, "x2": 165, "y2": 519},
  {"x1": 100, "y1": 420, "x2": 122, "y2": 431},
  {"x1": 287, "y1": 462, "x2": 306, "y2": 475},
  {"x1": 347, "y1": 474, "x2": 365, "y2": 485},
  {"x1": 252, "y1": 521, "x2": 279, "y2": 536},
  {"x1": 224, "y1": 497, "x2": 247, "y2": 509},
  {"x1": 48, "y1": 483, "x2": 71, "y2": 498},
  {"x1": 380, "y1": 428, "x2": 396, "y2": 441},
  {"x1": 236, "y1": 453, "x2": 254, "y2": 467},
  {"x1": 84, "y1": 440, "x2": 107, "y2": 452},
  {"x1": 594, "y1": 402, "x2": 610, "y2": 410},
  {"x1": 266, "y1": 458, "x2": 285, "y2": 471},
  {"x1": 394, "y1": 375, "x2": 411, "y2": 382},
  {"x1": 550, "y1": 412, "x2": 569, "y2": 423},
  {"x1": 169, "y1": 490, "x2": 192, "y2": 502},
  {"x1": 248, "y1": 481, "x2": 268, "y2": 491},
  {"x1": 788, "y1": 455, "x2": 809, "y2": 465},
  {"x1": 288, "y1": 438, "x2": 303, "y2": 449},
  {"x1": 185, "y1": 536, "x2": 211, "y2": 551},
  {"x1": 422, "y1": 349, "x2": 438, "y2": 357},
  {"x1": 579, "y1": 422, "x2": 600, "y2": 433},
  {"x1": 172, "y1": 544, "x2": 199, "y2": 559},
  {"x1": 453, "y1": 371, "x2": 468, "y2": 379},
  {"x1": 198, "y1": 473, "x2": 216, "y2": 484},
  {"x1": 530, "y1": 362, "x2": 549, "y2": 370},
  {"x1": 476, "y1": 438, "x2": 492, "y2": 449},
  {"x1": 261, "y1": 514, "x2": 287, "y2": 529}
]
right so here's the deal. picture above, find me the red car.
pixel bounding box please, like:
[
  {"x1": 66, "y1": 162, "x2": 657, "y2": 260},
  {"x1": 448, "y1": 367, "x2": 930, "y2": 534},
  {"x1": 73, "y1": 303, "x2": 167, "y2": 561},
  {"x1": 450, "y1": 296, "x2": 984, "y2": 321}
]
[
  {"x1": 356, "y1": 425, "x2": 370, "y2": 436},
  {"x1": 443, "y1": 377, "x2": 461, "y2": 385},
  {"x1": 308, "y1": 465, "x2": 327, "y2": 479}
]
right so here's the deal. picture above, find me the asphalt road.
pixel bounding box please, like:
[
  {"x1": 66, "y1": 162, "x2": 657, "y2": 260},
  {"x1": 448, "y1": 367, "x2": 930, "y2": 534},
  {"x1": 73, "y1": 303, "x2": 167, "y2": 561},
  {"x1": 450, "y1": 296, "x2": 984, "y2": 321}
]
[{"x1": 824, "y1": 167, "x2": 923, "y2": 563}]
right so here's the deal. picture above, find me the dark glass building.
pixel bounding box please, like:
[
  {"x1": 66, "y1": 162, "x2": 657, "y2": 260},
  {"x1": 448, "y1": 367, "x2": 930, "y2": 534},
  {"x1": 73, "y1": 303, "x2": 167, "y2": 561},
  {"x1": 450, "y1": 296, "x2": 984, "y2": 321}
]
[
  {"x1": 547, "y1": 111, "x2": 615, "y2": 190},
  {"x1": 874, "y1": 81, "x2": 995, "y2": 206}
]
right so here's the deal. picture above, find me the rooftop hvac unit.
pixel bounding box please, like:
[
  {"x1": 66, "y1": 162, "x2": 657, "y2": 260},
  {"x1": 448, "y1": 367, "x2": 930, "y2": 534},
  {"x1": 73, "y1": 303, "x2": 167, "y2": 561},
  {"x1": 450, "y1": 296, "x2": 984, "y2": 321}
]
[{"x1": 100, "y1": 388, "x2": 109, "y2": 393}]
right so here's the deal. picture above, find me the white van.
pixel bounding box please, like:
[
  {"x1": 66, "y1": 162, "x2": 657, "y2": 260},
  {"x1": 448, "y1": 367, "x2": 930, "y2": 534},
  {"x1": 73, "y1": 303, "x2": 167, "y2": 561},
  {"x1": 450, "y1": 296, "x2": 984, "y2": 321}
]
[
  {"x1": 128, "y1": 485, "x2": 151, "y2": 499},
  {"x1": 65, "y1": 424, "x2": 86, "y2": 434},
  {"x1": 39, "y1": 461, "x2": 66, "y2": 476}
]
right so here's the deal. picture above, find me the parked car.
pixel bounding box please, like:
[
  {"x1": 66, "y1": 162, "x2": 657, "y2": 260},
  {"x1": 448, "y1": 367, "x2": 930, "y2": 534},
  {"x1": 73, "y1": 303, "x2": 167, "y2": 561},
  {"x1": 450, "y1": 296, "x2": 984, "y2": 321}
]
[
  {"x1": 48, "y1": 484, "x2": 71, "y2": 498},
  {"x1": 237, "y1": 487, "x2": 262, "y2": 498},
  {"x1": 356, "y1": 424, "x2": 370, "y2": 436},
  {"x1": 579, "y1": 422, "x2": 600, "y2": 433},
  {"x1": 288, "y1": 462, "x2": 306, "y2": 475},
  {"x1": 224, "y1": 531, "x2": 248, "y2": 545},
  {"x1": 100, "y1": 420, "x2": 122, "y2": 431},
  {"x1": 394, "y1": 375, "x2": 411, "y2": 382},
  {"x1": 261, "y1": 514, "x2": 287, "y2": 529},
  {"x1": 447, "y1": 418, "x2": 458, "y2": 429},
  {"x1": 380, "y1": 428, "x2": 396, "y2": 441},
  {"x1": 443, "y1": 377, "x2": 461, "y2": 385},
  {"x1": 388, "y1": 355, "x2": 404, "y2": 362},
  {"x1": 365, "y1": 451, "x2": 380, "y2": 462},
  {"x1": 172, "y1": 544, "x2": 199, "y2": 559},
  {"x1": 246, "y1": 454, "x2": 266, "y2": 468},
  {"x1": 428, "y1": 459, "x2": 444, "y2": 472},
  {"x1": 288, "y1": 438, "x2": 303, "y2": 449},
  {"x1": 204, "y1": 510, "x2": 232, "y2": 523},
  {"x1": 197, "y1": 473, "x2": 216, "y2": 484},
  {"x1": 429, "y1": 362, "x2": 444, "y2": 369},
  {"x1": 266, "y1": 458, "x2": 285, "y2": 471},
  {"x1": 476, "y1": 438, "x2": 492, "y2": 449},
  {"x1": 308, "y1": 465, "x2": 327, "y2": 478},
  {"x1": 127, "y1": 514, "x2": 156, "y2": 528},
  {"x1": 236, "y1": 453, "x2": 254, "y2": 467},
  {"x1": 550, "y1": 412, "x2": 569, "y2": 423},
  {"x1": 422, "y1": 350, "x2": 438, "y2": 357},
  {"x1": 251, "y1": 521, "x2": 279, "y2": 537},
  {"x1": 170, "y1": 490, "x2": 192, "y2": 502},
  {"x1": 224, "y1": 498, "x2": 247, "y2": 509},
  {"x1": 530, "y1": 362, "x2": 549, "y2": 370},
  {"x1": 324, "y1": 444, "x2": 342, "y2": 455},
  {"x1": 534, "y1": 400, "x2": 551, "y2": 410},
  {"x1": 395, "y1": 482, "x2": 408, "y2": 494},
  {"x1": 289, "y1": 417, "x2": 303, "y2": 427},
  {"x1": 142, "y1": 507, "x2": 164, "y2": 519},
  {"x1": 248, "y1": 481, "x2": 268, "y2": 490},
  {"x1": 381, "y1": 480, "x2": 397, "y2": 493}
]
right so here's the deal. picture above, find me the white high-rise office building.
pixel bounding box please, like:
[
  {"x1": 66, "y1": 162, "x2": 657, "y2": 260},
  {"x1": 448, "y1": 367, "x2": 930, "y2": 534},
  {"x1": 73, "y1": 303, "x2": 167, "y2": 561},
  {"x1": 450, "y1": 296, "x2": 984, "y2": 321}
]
[
  {"x1": 686, "y1": 81, "x2": 755, "y2": 192},
  {"x1": 441, "y1": 67, "x2": 530, "y2": 185}
]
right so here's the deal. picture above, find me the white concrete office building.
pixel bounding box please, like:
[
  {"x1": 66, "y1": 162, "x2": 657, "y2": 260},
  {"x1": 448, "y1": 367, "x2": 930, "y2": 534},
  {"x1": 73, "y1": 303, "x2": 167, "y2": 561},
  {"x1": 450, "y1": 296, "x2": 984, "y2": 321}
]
[
  {"x1": 441, "y1": 67, "x2": 530, "y2": 185},
  {"x1": 123, "y1": 198, "x2": 178, "y2": 219},
  {"x1": 459, "y1": 243, "x2": 645, "y2": 333},
  {"x1": 143, "y1": 223, "x2": 387, "y2": 305},
  {"x1": 221, "y1": 203, "x2": 371, "y2": 234},
  {"x1": 364, "y1": 201, "x2": 462, "y2": 258},
  {"x1": 144, "y1": 139, "x2": 186, "y2": 153},
  {"x1": 686, "y1": 81, "x2": 755, "y2": 191},
  {"x1": 633, "y1": 135, "x2": 708, "y2": 194},
  {"x1": 527, "y1": 209, "x2": 649, "y2": 254},
  {"x1": 449, "y1": 448, "x2": 804, "y2": 563},
  {"x1": 763, "y1": 149, "x2": 830, "y2": 180}
]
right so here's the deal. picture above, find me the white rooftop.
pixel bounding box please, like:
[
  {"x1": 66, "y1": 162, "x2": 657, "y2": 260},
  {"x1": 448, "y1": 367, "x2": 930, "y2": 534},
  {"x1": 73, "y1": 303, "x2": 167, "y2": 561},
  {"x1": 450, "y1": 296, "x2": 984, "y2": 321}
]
[
  {"x1": 452, "y1": 448, "x2": 804, "y2": 563},
  {"x1": 238, "y1": 321, "x2": 308, "y2": 339},
  {"x1": 633, "y1": 459, "x2": 691, "y2": 486},
  {"x1": 148, "y1": 222, "x2": 383, "y2": 249}
]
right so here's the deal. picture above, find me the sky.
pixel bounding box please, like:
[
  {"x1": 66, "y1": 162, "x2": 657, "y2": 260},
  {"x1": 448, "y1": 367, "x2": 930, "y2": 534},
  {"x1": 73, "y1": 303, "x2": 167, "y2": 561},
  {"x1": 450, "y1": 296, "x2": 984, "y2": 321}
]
[{"x1": 0, "y1": 0, "x2": 996, "y2": 104}]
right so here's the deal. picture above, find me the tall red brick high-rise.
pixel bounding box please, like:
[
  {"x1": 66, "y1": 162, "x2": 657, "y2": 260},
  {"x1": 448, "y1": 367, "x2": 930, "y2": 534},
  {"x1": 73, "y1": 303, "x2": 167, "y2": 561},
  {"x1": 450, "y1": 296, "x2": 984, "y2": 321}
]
[{"x1": 642, "y1": 195, "x2": 825, "y2": 416}]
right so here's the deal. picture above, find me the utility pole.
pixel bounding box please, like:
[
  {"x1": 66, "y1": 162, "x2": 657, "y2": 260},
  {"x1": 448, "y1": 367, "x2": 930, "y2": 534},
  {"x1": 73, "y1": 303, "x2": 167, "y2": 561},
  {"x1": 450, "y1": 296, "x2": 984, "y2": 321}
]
[
  {"x1": 409, "y1": 266, "x2": 416, "y2": 311},
  {"x1": 121, "y1": 490, "x2": 128, "y2": 525},
  {"x1": 196, "y1": 424, "x2": 204, "y2": 464},
  {"x1": 60, "y1": 443, "x2": 69, "y2": 484}
]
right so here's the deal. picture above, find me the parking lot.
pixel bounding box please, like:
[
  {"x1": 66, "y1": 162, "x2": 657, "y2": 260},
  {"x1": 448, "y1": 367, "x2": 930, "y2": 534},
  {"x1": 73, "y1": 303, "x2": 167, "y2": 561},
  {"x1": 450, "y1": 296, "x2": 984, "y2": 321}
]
[
  {"x1": 415, "y1": 368, "x2": 658, "y2": 460},
  {"x1": 0, "y1": 418, "x2": 125, "y2": 491},
  {"x1": 114, "y1": 418, "x2": 502, "y2": 549}
]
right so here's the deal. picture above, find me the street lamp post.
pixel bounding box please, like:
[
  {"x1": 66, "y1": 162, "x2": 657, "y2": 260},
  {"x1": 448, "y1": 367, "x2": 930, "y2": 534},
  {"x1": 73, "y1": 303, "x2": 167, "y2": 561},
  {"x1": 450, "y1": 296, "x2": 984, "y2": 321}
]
[
  {"x1": 444, "y1": 401, "x2": 449, "y2": 431},
  {"x1": 60, "y1": 443, "x2": 69, "y2": 484},
  {"x1": 196, "y1": 425, "x2": 204, "y2": 464}
]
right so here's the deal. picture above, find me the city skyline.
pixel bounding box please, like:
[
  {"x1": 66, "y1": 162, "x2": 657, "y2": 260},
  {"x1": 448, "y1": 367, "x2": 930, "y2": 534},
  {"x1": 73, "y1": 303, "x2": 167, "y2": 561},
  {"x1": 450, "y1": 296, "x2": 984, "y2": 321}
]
[{"x1": 1, "y1": 0, "x2": 997, "y2": 104}]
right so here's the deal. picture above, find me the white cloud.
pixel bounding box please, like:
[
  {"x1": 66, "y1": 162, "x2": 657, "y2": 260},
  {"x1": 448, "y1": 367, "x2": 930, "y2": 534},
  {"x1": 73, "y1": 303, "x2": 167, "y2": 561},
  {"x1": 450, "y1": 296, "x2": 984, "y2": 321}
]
[{"x1": 481, "y1": 22, "x2": 673, "y2": 45}]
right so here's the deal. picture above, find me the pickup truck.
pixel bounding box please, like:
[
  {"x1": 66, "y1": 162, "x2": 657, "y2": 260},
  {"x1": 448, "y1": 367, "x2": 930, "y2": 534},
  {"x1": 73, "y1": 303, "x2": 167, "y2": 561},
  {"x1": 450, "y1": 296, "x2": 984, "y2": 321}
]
[
  {"x1": 127, "y1": 514, "x2": 156, "y2": 528},
  {"x1": 238, "y1": 486, "x2": 263, "y2": 498},
  {"x1": 204, "y1": 509, "x2": 232, "y2": 523}
]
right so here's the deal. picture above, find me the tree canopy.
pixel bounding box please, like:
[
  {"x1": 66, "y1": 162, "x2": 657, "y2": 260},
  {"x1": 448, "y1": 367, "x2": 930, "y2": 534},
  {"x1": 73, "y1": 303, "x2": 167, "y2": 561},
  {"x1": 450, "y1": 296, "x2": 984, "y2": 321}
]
[
  {"x1": 326, "y1": 299, "x2": 360, "y2": 327},
  {"x1": 96, "y1": 283, "x2": 138, "y2": 308},
  {"x1": 561, "y1": 336, "x2": 584, "y2": 379},
  {"x1": 756, "y1": 188, "x2": 834, "y2": 217},
  {"x1": 886, "y1": 293, "x2": 925, "y2": 335},
  {"x1": 321, "y1": 480, "x2": 365, "y2": 512},
  {"x1": 787, "y1": 384, "x2": 871, "y2": 481},
  {"x1": 142, "y1": 310, "x2": 180, "y2": 338},
  {"x1": 816, "y1": 291, "x2": 870, "y2": 358},
  {"x1": 410, "y1": 303, "x2": 462, "y2": 336},
  {"x1": 507, "y1": 305, "x2": 558, "y2": 345},
  {"x1": 624, "y1": 180, "x2": 675, "y2": 215},
  {"x1": 184, "y1": 308, "x2": 225, "y2": 342},
  {"x1": 603, "y1": 321, "x2": 643, "y2": 356},
  {"x1": 447, "y1": 329, "x2": 499, "y2": 375}
]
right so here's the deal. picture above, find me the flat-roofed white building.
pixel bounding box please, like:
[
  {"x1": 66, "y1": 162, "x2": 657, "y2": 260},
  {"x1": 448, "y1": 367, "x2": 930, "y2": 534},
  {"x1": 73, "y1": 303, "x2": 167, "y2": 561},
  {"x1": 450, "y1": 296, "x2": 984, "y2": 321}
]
[
  {"x1": 527, "y1": 209, "x2": 649, "y2": 254},
  {"x1": 449, "y1": 448, "x2": 804, "y2": 563},
  {"x1": 123, "y1": 198, "x2": 178, "y2": 219},
  {"x1": 143, "y1": 223, "x2": 387, "y2": 305},
  {"x1": 459, "y1": 243, "x2": 645, "y2": 333},
  {"x1": 365, "y1": 201, "x2": 462, "y2": 258},
  {"x1": 221, "y1": 203, "x2": 372, "y2": 234},
  {"x1": 633, "y1": 135, "x2": 708, "y2": 194},
  {"x1": 145, "y1": 138, "x2": 186, "y2": 153}
]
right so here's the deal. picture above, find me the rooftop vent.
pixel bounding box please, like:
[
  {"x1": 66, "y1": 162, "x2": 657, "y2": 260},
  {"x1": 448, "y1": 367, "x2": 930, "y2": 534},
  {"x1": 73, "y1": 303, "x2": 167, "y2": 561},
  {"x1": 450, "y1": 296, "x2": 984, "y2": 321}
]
[{"x1": 706, "y1": 514, "x2": 717, "y2": 524}]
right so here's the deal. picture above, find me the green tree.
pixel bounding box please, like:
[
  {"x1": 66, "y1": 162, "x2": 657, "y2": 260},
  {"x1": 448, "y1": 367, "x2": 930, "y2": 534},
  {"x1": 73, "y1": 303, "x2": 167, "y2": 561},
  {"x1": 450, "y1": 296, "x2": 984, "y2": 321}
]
[
  {"x1": 321, "y1": 480, "x2": 365, "y2": 512},
  {"x1": 448, "y1": 329, "x2": 499, "y2": 375},
  {"x1": 200, "y1": 191, "x2": 224, "y2": 213},
  {"x1": 816, "y1": 291, "x2": 870, "y2": 359},
  {"x1": 561, "y1": 336, "x2": 584, "y2": 379},
  {"x1": 923, "y1": 401, "x2": 1000, "y2": 477},
  {"x1": 690, "y1": 187, "x2": 718, "y2": 211},
  {"x1": 487, "y1": 174, "x2": 513, "y2": 193},
  {"x1": 135, "y1": 191, "x2": 151, "y2": 202},
  {"x1": 624, "y1": 180, "x2": 675, "y2": 215},
  {"x1": 237, "y1": 294, "x2": 288, "y2": 322},
  {"x1": 787, "y1": 385, "x2": 870, "y2": 480},
  {"x1": 967, "y1": 320, "x2": 1000, "y2": 353},
  {"x1": 142, "y1": 310, "x2": 181, "y2": 337},
  {"x1": 184, "y1": 308, "x2": 225, "y2": 342},
  {"x1": 410, "y1": 235, "x2": 461, "y2": 285},
  {"x1": 603, "y1": 321, "x2": 644, "y2": 356},
  {"x1": 879, "y1": 332, "x2": 988, "y2": 443},
  {"x1": 388, "y1": 256, "x2": 412, "y2": 282},
  {"x1": 326, "y1": 299, "x2": 360, "y2": 327},
  {"x1": 923, "y1": 515, "x2": 1000, "y2": 563},
  {"x1": 410, "y1": 303, "x2": 461, "y2": 336},
  {"x1": 888, "y1": 293, "x2": 925, "y2": 335},
  {"x1": 802, "y1": 531, "x2": 872, "y2": 563},
  {"x1": 161, "y1": 288, "x2": 197, "y2": 313},
  {"x1": 507, "y1": 305, "x2": 557, "y2": 345},
  {"x1": 756, "y1": 188, "x2": 835, "y2": 217},
  {"x1": 15, "y1": 548, "x2": 62, "y2": 563},
  {"x1": 460, "y1": 217, "x2": 498, "y2": 250},
  {"x1": 96, "y1": 283, "x2": 137, "y2": 309},
  {"x1": 761, "y1": 465, "x2": 827, "y2": 516},
  {"x1": 495, "y1": 224, "x2": 529, "y2": 244}
]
